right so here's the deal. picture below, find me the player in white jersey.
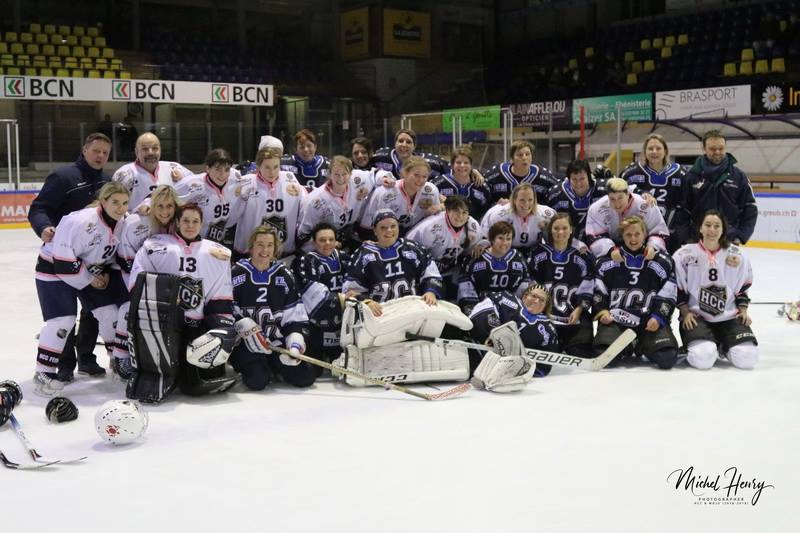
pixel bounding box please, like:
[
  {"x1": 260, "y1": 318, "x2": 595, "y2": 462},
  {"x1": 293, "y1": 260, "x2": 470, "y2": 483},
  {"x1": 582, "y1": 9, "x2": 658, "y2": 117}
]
[
  {"x1": 112, "y1": 132, "x2": 192, "y2": 212},
  {"x1": 126, "y1": 204, "x2": 237, "y2": 400},
  {"x1": 406, "y1": 195, "x2": 480, "y2": 300},
  {"x1": 230, "y1": 146, "x2": 306, "y2": 258},
  {"x1": 673, "y1": 210, "x2": 758, "y2": 370},
  {"x1": 479, "y1": 183, "x2": 556, "y2": 255},
  {"x1": 33, "y1": 182, "x2": 130, "y2": 396},
  {"x1": 359, "y1": 155, "x2": 441, "y2": 237},
  {"x1": 585, "y1": 177, "x2": 669, "y2": 258},
  {"x1": 296, "y1": 155, "x2": 391, "y2": 253},
  {"x1": 173, "y1": 148, "x2": 247, "y2": 246}
]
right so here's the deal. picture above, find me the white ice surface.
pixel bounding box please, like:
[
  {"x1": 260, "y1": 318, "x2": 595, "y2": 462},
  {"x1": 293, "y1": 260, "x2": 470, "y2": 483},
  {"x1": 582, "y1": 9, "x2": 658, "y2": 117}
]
[{"x1": 0, "y1": 229, "x2": 796, "y2": 533}]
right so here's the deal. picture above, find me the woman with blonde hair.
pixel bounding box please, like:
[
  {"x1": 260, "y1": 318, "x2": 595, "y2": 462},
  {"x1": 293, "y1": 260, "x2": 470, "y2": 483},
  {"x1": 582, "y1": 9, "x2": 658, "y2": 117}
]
[{"x1": 479, "y1": 183, "x2": 556, "y2": 256}]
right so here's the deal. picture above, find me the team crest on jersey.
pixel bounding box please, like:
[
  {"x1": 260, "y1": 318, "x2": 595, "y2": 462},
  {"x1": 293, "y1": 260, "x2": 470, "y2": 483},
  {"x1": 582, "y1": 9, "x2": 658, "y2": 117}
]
[
  {"x1": 286, "y1": 184, "x2": 300, "y2": 196},
  {"x1": 726, "y1": 254, "x2": 741, "y2": 267},
  {"x1": 423, "y1": 184, "x2": 432, "y2": 193},
  {"x1": 178, "y1": 276, "x2": 204, "y2": 310},
  {"x1": 699, "y1": 285, "x2": 726, "y2": 316},
  {"x1": 542, "y1": 207, "x2": 555, "y2": 218},
  {"x1": 353, "y1": 175, "x2": 362, "y2": 186}
]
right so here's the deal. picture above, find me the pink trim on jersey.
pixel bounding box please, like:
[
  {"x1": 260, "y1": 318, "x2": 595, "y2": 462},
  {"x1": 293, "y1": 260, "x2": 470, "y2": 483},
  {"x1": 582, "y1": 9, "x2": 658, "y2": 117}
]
[
  {"x1": 698, "y1": 241, "x2": 721, "y2": 267},
  {"x1": 204, "y1": 173, "x2": 226, "y2": 197},
  {"x1": 134, "y1": 160, "x2": 160, "y2": 183}
]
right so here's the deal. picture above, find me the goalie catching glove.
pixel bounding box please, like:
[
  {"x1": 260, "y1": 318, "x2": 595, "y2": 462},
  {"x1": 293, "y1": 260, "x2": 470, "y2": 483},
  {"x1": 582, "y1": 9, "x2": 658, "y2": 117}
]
[
  {"x1": 234, "y1": 317, "x2": 272, "y2": 354},
  {"x1": 471, "y1": 351, "x2": 536, "y2": 393},
  {"x1": 186, "y1": 327, "x2": 238, "y2": 369}
]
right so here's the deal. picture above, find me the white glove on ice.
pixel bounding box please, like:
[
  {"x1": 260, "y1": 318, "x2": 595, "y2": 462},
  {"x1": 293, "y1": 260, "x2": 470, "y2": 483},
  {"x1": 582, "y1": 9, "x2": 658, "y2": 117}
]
[
  {"x1": 234, "y1": 317, "x2": 271, "y2": 354},
  {"x1": 279, "y1": 332, "x2": 305, "y2": 366},
  {"x1": 471, "y1": 351, "x2": 535, "y2": 393}
]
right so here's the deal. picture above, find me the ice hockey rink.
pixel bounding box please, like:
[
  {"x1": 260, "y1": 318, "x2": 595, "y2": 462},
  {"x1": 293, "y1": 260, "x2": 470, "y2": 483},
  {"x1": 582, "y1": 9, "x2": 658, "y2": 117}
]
[{"x1": 0, "y1": 228, "x2": 795, "y2": 533}]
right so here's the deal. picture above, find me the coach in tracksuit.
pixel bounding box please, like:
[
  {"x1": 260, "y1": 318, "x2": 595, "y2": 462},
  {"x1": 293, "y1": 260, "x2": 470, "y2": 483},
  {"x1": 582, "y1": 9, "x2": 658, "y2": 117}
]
[{"x1": 28, "y1": 132, "x2": 112, "y2": 380}]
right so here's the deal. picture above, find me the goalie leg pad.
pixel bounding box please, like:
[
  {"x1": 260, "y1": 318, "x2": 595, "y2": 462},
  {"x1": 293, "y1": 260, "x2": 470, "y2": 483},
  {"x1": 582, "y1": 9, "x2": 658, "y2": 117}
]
[
  {"x1": 488, "y1": 322, "x2": 523, "y2": 357},
  {"x1": 126, "y1": 272, "x2": 185, "y2": 403},
  {"x1": 334, "y1": 340, "x2": 470, "y2": 387},
  {"x1": 340, "y1": 296, "x2": 473, "y2": 349}
]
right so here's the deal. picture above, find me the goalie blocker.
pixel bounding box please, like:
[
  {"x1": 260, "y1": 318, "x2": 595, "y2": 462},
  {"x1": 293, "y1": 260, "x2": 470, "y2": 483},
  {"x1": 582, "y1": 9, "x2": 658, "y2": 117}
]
[{"x1": 126, "y1": 272, "x2": 237, "y2": 403}]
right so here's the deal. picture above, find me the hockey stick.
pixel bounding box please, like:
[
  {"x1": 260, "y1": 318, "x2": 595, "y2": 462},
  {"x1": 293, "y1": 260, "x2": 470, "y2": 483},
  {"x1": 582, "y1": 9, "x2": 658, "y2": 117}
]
[
  {"x1": 270, "y1": 346, "x2": 472, "y2": 401},
  {"x1": 0, "y1": 450, "x2": 60, "y2": 470},
  {"x1": 406, "y1": 328, "x2": 637, "y2": 372},
  {"x1": 9, "y1": 415, "x2": 87, "y2": 465}
]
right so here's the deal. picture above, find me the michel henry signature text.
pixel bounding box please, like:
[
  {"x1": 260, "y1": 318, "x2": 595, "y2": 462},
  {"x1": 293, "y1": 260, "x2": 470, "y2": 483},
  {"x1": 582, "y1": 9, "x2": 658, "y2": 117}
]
[{"x1": 667, "y1": 466, "x2": 774, "y2": 506}]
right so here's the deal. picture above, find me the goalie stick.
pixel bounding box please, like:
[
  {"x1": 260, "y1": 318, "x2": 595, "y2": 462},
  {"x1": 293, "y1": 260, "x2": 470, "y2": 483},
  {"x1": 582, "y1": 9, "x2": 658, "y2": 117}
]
[
  {"x1": 406, "y1": 328, "x2": 637, "y2": 372},
  {"x1": 9, "y1": 415, "x2": 87, "y2": 465},
  {"x1": 270, "y1": 346, "x2": 472, "y2": 401}
]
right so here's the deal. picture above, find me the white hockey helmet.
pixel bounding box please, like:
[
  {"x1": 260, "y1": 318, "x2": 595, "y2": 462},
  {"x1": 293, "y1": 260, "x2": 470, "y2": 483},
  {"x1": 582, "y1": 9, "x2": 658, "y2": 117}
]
[{"x1": 95, "y1": 400, "x2": 149, "y2": 445}]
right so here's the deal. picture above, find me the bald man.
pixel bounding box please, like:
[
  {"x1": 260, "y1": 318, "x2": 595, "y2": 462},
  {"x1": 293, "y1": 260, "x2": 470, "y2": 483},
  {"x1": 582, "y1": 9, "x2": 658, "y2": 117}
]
[{"x1": 112, "y1": 133, "x2": 193, "y2": 212}]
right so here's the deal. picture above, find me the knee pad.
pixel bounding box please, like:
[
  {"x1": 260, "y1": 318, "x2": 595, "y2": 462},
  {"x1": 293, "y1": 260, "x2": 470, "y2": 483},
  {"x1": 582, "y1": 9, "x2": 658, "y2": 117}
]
[
  {"x1": 687, "y1": 340, "x2": 718, "y2": 370},
  {"x1": 727, "y1": 342, "x2": 758, "y2": 370},
  {"x1": 649, "y1": 348, "x2": 678, "y2": 370},
  {"x1": 91, "y1": 304, "x2": 118, "y2": 346}
]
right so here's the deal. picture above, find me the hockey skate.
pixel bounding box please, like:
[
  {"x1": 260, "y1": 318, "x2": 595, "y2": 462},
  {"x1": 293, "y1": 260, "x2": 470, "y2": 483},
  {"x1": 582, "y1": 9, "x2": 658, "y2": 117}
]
[
  {"x1": 32, "y1": 371, "x2": 65, "y2": 397},
  {"x1": 78, "y1": 353, "x2": 107, "y2": 377}
]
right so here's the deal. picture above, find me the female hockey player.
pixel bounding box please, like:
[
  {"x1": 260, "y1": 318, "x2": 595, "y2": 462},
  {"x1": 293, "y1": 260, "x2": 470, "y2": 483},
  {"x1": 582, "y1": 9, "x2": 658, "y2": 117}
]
[
  {"x1": 673, "y1": 210, "x2": 758, "y2": 369},
  {"x1": 469, "y1": 283, "x2": 560, "y2": 377},
  {"x1": 479, "y1": 183, "x2": 556, "y2": 256},
  {"x1": 592, "y1": 216, "x2": 679, "y2": 369},
  {"x1": 231, "y1": 146, "x2": 306, "y2": 259},
  {"x1": 585, "y1": 177, "x2": 669, "y2": 258},
  {"x1": 231, "y1": 225, "x2": 317, "y2": 390},
  {"x1": 280, "y1": 129, "x2": 330, "y2": 191},
  {"x1": 126, "y1": 204, "x2": 238, "y2": 401},
  {"x1": 350, "y1": 137, "x2": 374, "y2": 171},
  {"x1": 619, "y1": 134, "x2": 690, "y2": 252},
  {"x1": 292, "y1": 222, "x2": 352, "y2": 366},
  {"x1": 371, "y1": 128, "x2": 449, "y2": 179},
  {"x1": 483, "y1": 139, "x2": 559, "y2": 204},
  {"x1": 544, "y1": 159, "x2": 606, "y2": 242},
  {"x1": 431, "y1": 145, "x2": 491, "y2": 220},
  {"x1": 359, "y1": 155, "x2": 441, "y2": 237},
  {"x1": 33, "y1": 181, "x2": 130, "y2": 396},
  {"x1": 344, "y1": 209, "x2": 443, "y2": 317},
  {"x1": 529, "y1": 213, "x2": 595, "y2": 357},
  {"x1": 457, "y1": 220, "x2": 531, "y2": 314}
]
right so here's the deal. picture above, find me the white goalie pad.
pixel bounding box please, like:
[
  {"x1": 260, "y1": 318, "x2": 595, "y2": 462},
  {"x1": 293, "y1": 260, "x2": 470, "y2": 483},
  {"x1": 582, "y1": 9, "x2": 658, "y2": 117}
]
[
  {"x1": 333, "y1": 340, "x2": 470, "y2": 387},
  {"x1": 471, "y1": 351, "x2": 536, "y2": 393},
  {"x1": 340, "y1": 296, "x2": 473, "y2": 349},
  {"x1": 488, "y1": 322, "x2": 523, "y2": 357}
]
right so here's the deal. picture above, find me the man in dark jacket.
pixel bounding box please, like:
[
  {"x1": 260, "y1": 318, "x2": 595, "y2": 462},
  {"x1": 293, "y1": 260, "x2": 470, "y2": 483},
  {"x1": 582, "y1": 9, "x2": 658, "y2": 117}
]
[
  {"x1": 683, "y1": 130, "x2": 758, "y2": 244},
  {"x1": 28, "y1": 132, "x2": 112, "y2": 380}
]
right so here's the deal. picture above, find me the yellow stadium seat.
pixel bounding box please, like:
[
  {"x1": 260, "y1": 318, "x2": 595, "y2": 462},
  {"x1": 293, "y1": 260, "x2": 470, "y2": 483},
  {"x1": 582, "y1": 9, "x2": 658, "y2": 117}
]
[
  {"x1": 103, "y1": 69, "x2": 116, "y2": 79},
  {"x1": 741, "y1": 48, "x2": 754, "y2": 61},
  {"x1": 739, "y1": 61, "x2": 753, "y2": 75},
  {"x1": 40, "y1": 67, "x2": 53, "y2": 76},
  {"x1": 568, "y1": 58, "x2": 578, "y2": 69},
  {"x1": 26, "y1": 43, "x2": 40, "y2": 55},
  {"x1": 73, "y1": 26, "x2": 85, "y2": 36},
  {"x1": 624, "y1": 51, "x2": 635, "y2": 63},
  {"x1": 652, "y1": 37, "x2": 664, "y2": 49},
  {"x1": 48, "y1": 57, "x2": 62, "y2": 67},
  {"x1": 20, "y1": 32, "x2": 33, "y2": 43},
  {"x1": 88, "y1": 69, "x2": 101, "y2": 78},
  {"x1": 56, "y1": 68, "x2": 69, "y2": 77},
  {"x1": 644, "y1": 59, "x2": 656, "y2": 72},
  {"x1": 44, "y1": 24, "x2": 56, "y2": 35},
  {"x1": 665, "y1": 35, "x2": 676, "y2": 47},
  {"x1": 94, "y1": 36, "x2": 106, "y2": 47},
  {"x1": 103, "y1": 47, "x2": 115, "y2": 59},
  {"x1": 96, "y1": 58, "x2": 108, "y2": 67},
  {"x1": 66, "y1": 35, "x2": 78, "y2": 46},
  {"x1": 723, "y1": 62, "x2": 737, "y2": 76},
  {"x1": 71, "y1": 68, "x2": 85, "y2": 78},
  {"x1": 677, "y1": 33, "x2": 689, "y2": 45},
  {"x1": 73, "y1": 46, "x2": 86, "y2": 57},
  {"x1": 10, "y1": 42, "x2": 24, "y2": 55},
  {"x1": 88, "y1": 46, "x2": 100, "y2": 58},
  {"x1": 57, "y1": 44, "x2": 70, "y2": 56},
  {"x1": 755, "y1": 59, "x2": 769, "y2": 74},
  {"x1": 33, "y1": 56, "x2": 47, "y2": 68},
  {"x1": 771, "y1": 57, "x2": 786, "y2": 73},
  {"x1": 80, "y1": 57, "x2": 93, "y2": 67},
  {"x1": 87, "y1": 27, "x2": 99, "y2": 37},
  {"x1": 64, "y1": 57, "x2": 78, "y2": 68},
  {"x1": 631, "y1": 60, "x2": 643, "y2": 73},
  {"x1": 585, "y1": 47, "x2": 594, "y2": 58},
  {"x1": 29, "y1": 23, "x2": 42, "y2": 34},
  {"x1": 35, "y1": 33, "x2": 48, "y2": 44},
  {"x1": 120, "y1": 70, "x2": 131, "y2": 79},
  {"x1": 25, "y1": 67, "x2": 37, "y2": 76},
  {"x1": 50, "y1": 34, "x2": 62, "y2": 44},
  {"x1": 0, "y1": 54, "x2": 13, "y2": 67},
  {"x1": 0, "y1": 43, "x2": 7, "y2": 54},
  {"x1": 661, "y1": 46, "x2": 672, "y2": 58},
  {"x1": 626, "y1": 72, "x2": 638, "y2": 86},
  {"x1": 7, "y1": 66, "x2": 21, "y2": 75},
  {"x1": 59, "y1": 25, "x2": 71, "y2": 36},
  {"x1": 641, "y1": 38, "x2": 651, "y2": 50},
  {"x1": 42, "y1": 44, "x2": 55, "y2": 56},
  {"x1": 80, "y1": 36, "x2": 92, "y2": 47},
  {"x1": 16, "y1": 54, "x2": 31, "y2": 66},
  {"x1": 110, "y1": 58, "x2": 122, "y2": 67},
  {"x1": 5, "y1": 32, "x2": 18, "y2": 42}
]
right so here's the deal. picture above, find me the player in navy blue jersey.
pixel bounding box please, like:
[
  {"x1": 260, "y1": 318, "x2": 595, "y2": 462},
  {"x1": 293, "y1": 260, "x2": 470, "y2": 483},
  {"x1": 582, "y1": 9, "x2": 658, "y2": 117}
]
[
  {"x1": 280, "y1": 129, "x2": 330, "y2": 191},
  {"x1": 619, "y1": 134, "x2": 690, "y2": 252},
  {"x1": 545, "y1": 159, "x2": 606, "y2": 242},
  {"x1": 484, "y1": 139, "x2": 559, "y2": 204},
  {"x1": 458, "y1": 221, "x2": 530, "y2": 315},
  {"x1": 292, "y1": 223, "x2": 351, "y2": 365},
  {"x1": 529, "y1": 213, "x2": 595, "y2": 357},
  {"x1": 592, "y1": 215, "x2": 679, "y2": 369},
  {"x1": 230, "y1": 225, "x2": 316, "y2": 390},
  {"x1": 431, "y1": 145, "x2": 491, "y2": 220},
  {"x1": 371, "y1": 128, "x2": 449, "y2": 180},
  {"x1": 469, "y1": 284, "x2": 560, "y2": 377}
]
